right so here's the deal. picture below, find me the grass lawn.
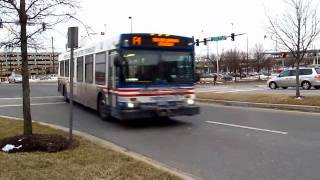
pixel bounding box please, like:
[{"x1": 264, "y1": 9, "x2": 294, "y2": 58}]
[
  {"x1": 0, "y1": 117, "x2": 180, "y2": 180},
  {"x1": 196, "y1": 92, "x2": 320, "y2": 107}
]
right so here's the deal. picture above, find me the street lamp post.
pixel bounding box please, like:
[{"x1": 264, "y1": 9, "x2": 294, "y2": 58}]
[{"x1": 128, "y1": 16, "x2": 132, "y2": 33}]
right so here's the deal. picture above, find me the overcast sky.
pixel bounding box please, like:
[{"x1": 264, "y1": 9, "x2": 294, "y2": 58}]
[{"x1": 43, "y1": 0, "x2": 319, "y2": 55}]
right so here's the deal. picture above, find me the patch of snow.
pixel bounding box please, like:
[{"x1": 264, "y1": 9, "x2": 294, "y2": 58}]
[{"x1": 1, "y1": 144, "x2": 23, "y2": 152}]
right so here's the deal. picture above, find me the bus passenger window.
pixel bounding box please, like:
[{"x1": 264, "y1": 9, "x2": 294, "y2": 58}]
[
  {"x1": 85, "y1": 55, "x2": 93, "y2": 83},
  {"x1": 60, "y1": 61, "x2": 65, "y2": 77},
  {"x1": 65, "y1": 60, "x2": 70, "y2": 77},
  {"x1": 77, "y1": 57, "x2": 83, "y2": 82},
  {"x1": 95, "y1": 52, "x2": 106, "y2": 85}
]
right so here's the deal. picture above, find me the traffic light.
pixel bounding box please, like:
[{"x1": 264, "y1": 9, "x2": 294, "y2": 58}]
[
  {"x1": 0, "y1": 19, "x2": 3, "y2": 28},
  {"x1": 195, "y1": 39, "x2": 199, "y2": 46},
  {"x1": 203, "y1": 38, "x2": 207, "y2": 45},
  {"x1": 231, "y1": 33, "x2": 235, "y2": 41}
]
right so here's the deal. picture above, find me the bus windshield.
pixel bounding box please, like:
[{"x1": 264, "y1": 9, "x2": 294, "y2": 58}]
[{"x1": 121, "y1": 50, "x2": 194, "y2": 85}]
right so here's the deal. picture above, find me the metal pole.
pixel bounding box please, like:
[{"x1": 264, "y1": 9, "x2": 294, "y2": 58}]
[
  {"x1": 69, "y1": 46, "x2": 74, "y2": 143},
  {"x1": 216, "y1": 41, "x2": 219, "y2": 74},
  {"x1": 316, "y1": 45, "x2": 319, "y2": 64},
  {"x1": 0, "y1": 58, "x2": 2, "y2": 80},
  {"x1": 104, "y1": 24, "x2": 107, "y2": 35},
  {"x1": 207, "y1": 42, "x2": 210, "y2": 73},
  {"x1": 51, "y1": 36, "x2": 55, "y2": 74},
  {"x1": 68, "y1": 27, "x2": 78, "y2": 144},
  {"x1": 247, "y1": 34, "x2": 249, "y2": 75},
  {"x1": 9, "y1": 52, "x2": 12, "y2": 73},
  {"x1": 129, "y1": 16, "x2": 132, "y2": 33}
]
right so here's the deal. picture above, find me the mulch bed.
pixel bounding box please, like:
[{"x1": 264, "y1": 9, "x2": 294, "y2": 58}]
[{"x1": 0, "y1": 134, "x2": 71, "y2": 153}]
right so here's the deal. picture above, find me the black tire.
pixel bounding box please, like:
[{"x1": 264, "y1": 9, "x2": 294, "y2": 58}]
[
  {"x1": 63, "y1": 86, "x2": 69, "y2": 102},
  {"x1": 98, "y1": 95, "x2": 110, "y2": 120},
  {"x1": 269, "y1": 82, "x2": 277, "y2": 89},
  {"x1": 281, "y1": 87, "x2": 288, "y2": 89},
  {"x1": 314, "y1": 86, "x2": 320, "y2": 90},
  {"x1": 301, "y1": 81, "x2": 311, "y2": 90}
]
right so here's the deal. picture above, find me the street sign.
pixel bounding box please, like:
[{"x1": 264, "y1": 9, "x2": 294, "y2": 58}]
[{"x1": 209, "y1": 36, "x2": 227, "y2": 41}]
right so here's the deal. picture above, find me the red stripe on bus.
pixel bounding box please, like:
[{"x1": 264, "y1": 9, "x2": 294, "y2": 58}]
[
  {"x1": 117, "y1": 92, "x2": 194, "y2": 97},
  {"x1": 115, "y1": 88, "x2": 194, "y2": 92}
]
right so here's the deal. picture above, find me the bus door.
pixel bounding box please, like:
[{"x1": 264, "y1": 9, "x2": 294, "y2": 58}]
[
  {"x1": 108, "y1": 51, "x2": 118, "y2": 109},
  {"x1": 75, "y1": 57, "x2": 84, "y2": 104},
  {"x1": 84, "y1": 54, "x2": 96, "y2": 109}
]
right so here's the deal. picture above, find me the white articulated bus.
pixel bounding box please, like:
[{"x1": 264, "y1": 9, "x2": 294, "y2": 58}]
[{"x1": 58, "y1": 33, "x2": 200, "y2": 120}]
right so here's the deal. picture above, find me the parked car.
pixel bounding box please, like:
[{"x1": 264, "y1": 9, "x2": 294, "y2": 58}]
[
  {"x1": 221, "y1": 74, "x2": 233, "y2": 81},
  {"x1": 267, "y1": 67, "x2": 320, "y2": 89},
  {"x1": 8, "y1": 73, "x2": 22, "y2": 83}
]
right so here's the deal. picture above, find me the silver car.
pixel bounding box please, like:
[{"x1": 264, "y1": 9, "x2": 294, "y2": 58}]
[
  {"x1": 8, "y1": 73, "x2": 23, "y2": 83},
  {"x1": 267, "y1": 67, "x2": 320, "y2": 90}
]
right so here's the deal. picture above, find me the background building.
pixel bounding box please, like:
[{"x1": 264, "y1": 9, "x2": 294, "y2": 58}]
[{"x1": 0, "y1": 52, "x2": 59, "y2": 77}]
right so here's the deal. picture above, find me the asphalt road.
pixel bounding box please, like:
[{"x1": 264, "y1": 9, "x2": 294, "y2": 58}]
[
  {"x1": 1, "y1": 83, "x2": 320, "y2": 180},
  {"x1": 0, "y1": 83, "x2": 59, "y2": 98}
]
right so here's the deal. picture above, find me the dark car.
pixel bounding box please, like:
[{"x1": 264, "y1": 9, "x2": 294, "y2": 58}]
[{"x1": 221, "y1": 74, "x2": 233, "y2": 81}]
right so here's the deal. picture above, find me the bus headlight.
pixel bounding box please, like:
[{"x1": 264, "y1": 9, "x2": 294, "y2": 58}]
[
  {"x1": 127, "y1": 102, "x2": 135, "y2": 108},
  {"x1": 186, "y1": 99, "x2": 195, "y2": 105}
]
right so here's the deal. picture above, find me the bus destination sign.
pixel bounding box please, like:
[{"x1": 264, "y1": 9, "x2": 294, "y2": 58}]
[{"x1": 120, "y1": 34, "x2": 193, "y2": 49}]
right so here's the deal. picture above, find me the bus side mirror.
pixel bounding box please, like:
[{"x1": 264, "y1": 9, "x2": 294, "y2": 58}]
[{"x1": 114, "y1": 57, "x2": 121, "y2": 67}]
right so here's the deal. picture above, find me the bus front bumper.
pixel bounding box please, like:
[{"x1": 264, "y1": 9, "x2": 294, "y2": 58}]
[{"x1": 112, "y1": 106, "x2": 200, "y2": 120}]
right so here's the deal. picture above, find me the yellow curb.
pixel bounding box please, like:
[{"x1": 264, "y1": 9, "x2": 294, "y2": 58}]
[{"x1": 0, "y1": 115, "x2": 198, "y2": 180}]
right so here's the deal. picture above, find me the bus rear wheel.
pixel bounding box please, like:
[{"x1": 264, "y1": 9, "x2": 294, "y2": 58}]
[
  {"x1": 63, "y1": 86, "x2": 69, "y2": 102},
  {"x1": 98, "y1": 95, "x2": 110, "y2": 120}
]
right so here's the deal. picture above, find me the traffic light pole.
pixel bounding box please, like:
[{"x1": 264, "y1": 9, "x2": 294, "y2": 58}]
[{"x1": 216, "y1": 41, "x2": 219, "y2": 74}]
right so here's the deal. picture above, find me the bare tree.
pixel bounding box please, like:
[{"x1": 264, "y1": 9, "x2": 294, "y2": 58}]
[
  {"x1": 223, "y1": 49, "x2": 241, "y2": 81},
  {"x1": 0, "y1": 0, "x2": 79, "y2": 135},
  {"x1": 239, "y1": 51, "x2": 248, "y2": 79},
  {"x1": 252, "y1": 43, "x2": 266, "y2": 80},
  {"x1": 267, "y1": 0, "x2": 320, "y2": 97}
]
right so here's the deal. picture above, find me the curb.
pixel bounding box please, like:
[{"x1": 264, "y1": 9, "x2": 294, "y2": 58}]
[
  {"x1": 0, "y1": 115, "x2": 197, "y2": 180},
  {"x1": 196, "y1": 98, "x2": 320, "y2": 113}
]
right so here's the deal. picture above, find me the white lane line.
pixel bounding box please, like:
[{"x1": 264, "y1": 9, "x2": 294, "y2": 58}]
[
  {"x1": 0, "y1": 102, "x2": 65, "y2": 108},
  {"x1": 206, "y1": 121, "x2": 288, "y2": 135},
  {"x1": 0, "y1": 96, "x2": 62, "y2": 100}
]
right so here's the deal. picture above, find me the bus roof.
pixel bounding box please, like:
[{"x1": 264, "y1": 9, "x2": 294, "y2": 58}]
[{"x1": 59, "y1": 33, "x2": 194, "y2": 61}]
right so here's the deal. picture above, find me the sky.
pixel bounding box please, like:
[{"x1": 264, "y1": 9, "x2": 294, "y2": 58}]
[
  {"x1": 2, "y1": 0, "x2": 319, "y2": 55},
  {"x1": 48, "y1": 0, "x2": 286, "y2": 55}
]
